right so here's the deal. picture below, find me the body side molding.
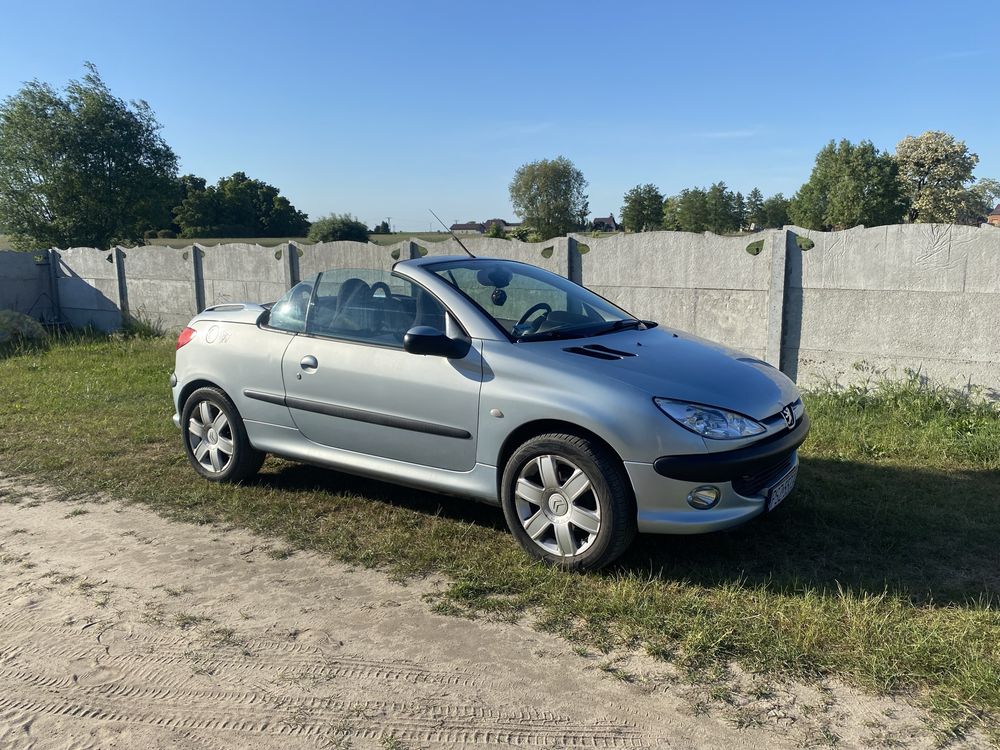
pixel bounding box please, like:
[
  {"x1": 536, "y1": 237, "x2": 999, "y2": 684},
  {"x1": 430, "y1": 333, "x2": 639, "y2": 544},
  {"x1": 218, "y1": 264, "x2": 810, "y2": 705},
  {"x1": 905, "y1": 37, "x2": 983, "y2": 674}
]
[{"x1": 242, "y1": 389, "x2": 472, "y2": 440}]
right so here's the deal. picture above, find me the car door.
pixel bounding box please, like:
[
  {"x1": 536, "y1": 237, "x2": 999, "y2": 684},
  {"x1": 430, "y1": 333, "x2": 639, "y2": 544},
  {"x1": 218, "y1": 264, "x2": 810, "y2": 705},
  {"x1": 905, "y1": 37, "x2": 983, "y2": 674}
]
[{"x1": 280, "y1": 269, "x2": 483, "y2": 472}]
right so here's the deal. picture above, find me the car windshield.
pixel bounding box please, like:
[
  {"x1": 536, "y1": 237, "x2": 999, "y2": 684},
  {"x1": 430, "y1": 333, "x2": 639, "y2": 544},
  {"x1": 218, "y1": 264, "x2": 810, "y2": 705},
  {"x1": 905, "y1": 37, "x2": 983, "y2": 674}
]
[{"x1": 427, "y1": 259, "x2": 645, "y2": 341}]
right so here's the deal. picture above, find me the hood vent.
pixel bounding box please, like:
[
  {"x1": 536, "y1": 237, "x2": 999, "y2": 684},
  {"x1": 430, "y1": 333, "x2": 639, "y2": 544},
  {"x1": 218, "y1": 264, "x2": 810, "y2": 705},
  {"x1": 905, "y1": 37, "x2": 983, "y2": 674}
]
[{"x1": 563, "y1": 344, "x2": 638, "y2": 361}]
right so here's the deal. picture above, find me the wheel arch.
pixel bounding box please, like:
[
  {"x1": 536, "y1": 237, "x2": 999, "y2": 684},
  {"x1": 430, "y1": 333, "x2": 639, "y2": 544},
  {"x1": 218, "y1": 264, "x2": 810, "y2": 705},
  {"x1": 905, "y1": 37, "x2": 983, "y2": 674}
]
[
  {"x1": 178, "y1": 378, "x2": 228, "y2": 415},
  {"x1": 495, "y1": 419, "x2": 628, "y2": 497}
]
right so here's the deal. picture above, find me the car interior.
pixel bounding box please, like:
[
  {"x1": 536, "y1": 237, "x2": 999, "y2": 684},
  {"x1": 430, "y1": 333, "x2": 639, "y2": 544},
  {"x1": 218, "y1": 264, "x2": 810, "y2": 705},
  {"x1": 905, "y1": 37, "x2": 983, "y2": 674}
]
[{"x1": 305, "y1": 277, "x2": 447, "y2": 346}]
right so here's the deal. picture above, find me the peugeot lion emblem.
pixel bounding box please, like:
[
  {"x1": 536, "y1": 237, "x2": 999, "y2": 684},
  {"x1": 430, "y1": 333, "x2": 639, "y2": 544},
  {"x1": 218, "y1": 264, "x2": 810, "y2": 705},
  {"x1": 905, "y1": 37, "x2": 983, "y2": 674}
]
[{"x1": 781, "y1": 406, "x2": 795, "y2": 429}]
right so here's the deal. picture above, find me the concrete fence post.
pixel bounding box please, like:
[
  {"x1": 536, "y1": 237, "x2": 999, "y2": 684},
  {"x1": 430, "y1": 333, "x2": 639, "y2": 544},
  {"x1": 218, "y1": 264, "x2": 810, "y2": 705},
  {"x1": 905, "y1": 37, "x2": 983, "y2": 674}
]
[
  {"x1": 405, "y1": 240, "x2": 418, "y2": 260},
  {"x1": 46, "y1": 248, "x2": 63, "y2": 324},
  {"x1": 284, "y1": 242, "x2": 301, "y2": 289},
  {"x1": 764, "y1": 230, "x2": 788, "y2": 369},
  {"x1": 191, "y1": 244, "x2": 206, "y2": 313},
  {"x1": 112, "y1": 246, "x2": 129, "y2": 321},
  {"x1": 567, "y1": 236, "x2": 583, "y2": 284}
]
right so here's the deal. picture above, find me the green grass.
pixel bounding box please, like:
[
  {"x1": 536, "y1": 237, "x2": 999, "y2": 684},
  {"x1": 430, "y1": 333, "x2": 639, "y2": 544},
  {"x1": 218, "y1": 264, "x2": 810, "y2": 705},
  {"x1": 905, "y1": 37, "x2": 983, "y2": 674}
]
[{"x1": 0, "y1": 335, "x2": 998, "y2": 739}]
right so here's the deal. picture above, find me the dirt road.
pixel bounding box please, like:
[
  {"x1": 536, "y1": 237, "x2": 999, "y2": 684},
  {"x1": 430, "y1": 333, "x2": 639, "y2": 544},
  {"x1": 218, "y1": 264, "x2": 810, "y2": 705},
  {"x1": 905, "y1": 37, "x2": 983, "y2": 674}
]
[{"x1": 0, "y1": 475, "x2": 970, "y2": 749}]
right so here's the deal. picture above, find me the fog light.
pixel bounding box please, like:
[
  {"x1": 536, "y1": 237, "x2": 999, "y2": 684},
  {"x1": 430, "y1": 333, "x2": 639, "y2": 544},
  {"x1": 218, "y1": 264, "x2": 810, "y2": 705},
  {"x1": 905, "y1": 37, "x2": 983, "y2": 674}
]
[{"x1": 687, "y1": 486, "x2": 720, "y2": 509}]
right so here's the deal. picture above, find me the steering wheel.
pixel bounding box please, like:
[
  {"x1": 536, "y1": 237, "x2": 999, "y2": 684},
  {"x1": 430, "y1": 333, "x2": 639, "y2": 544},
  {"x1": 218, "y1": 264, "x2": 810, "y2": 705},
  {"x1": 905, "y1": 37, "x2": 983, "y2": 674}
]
[
  {"x1": 370, "y1": 281, "x2": 393, "y2": 299},
  {"x1": 514, "y1": 302, "x2": 552, "y2": 335}
]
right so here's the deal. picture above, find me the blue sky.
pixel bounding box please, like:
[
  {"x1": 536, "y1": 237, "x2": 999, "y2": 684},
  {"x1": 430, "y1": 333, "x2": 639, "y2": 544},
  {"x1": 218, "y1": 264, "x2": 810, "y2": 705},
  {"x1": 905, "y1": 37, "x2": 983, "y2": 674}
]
[{"x1": 1, "y1": 0, "x2": 996, "y2": 230}]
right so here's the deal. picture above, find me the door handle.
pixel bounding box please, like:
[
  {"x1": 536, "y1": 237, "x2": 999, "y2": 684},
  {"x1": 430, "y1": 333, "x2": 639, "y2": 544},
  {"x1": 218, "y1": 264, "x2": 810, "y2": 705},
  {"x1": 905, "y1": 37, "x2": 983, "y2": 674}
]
[{"x1": 300, "y1": 355, "x2": 318, "y2": 370}]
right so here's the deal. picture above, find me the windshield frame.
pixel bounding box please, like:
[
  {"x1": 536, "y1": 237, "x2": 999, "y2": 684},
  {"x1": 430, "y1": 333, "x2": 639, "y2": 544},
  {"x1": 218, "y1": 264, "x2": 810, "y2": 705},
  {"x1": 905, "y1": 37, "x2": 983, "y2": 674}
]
[{"x1": 424, "y1": 258, "x2": 642, "y2": 343}]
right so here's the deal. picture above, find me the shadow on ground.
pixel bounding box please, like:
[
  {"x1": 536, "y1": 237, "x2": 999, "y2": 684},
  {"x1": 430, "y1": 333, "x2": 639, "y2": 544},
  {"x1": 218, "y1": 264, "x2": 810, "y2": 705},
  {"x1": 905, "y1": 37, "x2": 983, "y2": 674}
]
[{"x1": 253, "y1": 456, "x2": 999, "y2": 608}]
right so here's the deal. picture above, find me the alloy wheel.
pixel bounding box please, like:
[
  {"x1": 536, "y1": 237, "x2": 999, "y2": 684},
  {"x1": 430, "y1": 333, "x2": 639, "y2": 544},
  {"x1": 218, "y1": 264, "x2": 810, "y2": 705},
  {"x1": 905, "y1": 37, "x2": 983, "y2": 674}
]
[
  {"x1": 514, "y1": 454, "x2": 601, "y2": 557},
  {"x1": 187, "y1": 400, "x2": 235, "y2": 474}
]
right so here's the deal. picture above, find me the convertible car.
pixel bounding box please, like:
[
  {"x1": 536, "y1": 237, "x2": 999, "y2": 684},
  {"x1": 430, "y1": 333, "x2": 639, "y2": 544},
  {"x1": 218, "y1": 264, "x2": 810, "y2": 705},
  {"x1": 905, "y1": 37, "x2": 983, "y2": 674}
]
[{"x1": 171, "y1": 255, "x2": 808, "y2": 570}]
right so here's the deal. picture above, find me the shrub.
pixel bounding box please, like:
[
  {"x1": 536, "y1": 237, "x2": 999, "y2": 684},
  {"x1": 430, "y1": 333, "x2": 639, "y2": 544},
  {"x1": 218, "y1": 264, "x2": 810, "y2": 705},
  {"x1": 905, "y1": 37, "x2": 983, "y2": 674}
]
[
  {"x1": 143, "y1": 229, "x2": 158, "y2": 241},
  {"x1": 507, "y1": 225, "x2": 542, "y2": 243},
  {"x1": 307, "y1": 213, "x2": 369, "y2": 243},
  {"x1": 156, "y1": 229, "x2": 177, "y2": 239},
  {"x1": 0, "y1": 309, "x2": 46, "y2": 353}
]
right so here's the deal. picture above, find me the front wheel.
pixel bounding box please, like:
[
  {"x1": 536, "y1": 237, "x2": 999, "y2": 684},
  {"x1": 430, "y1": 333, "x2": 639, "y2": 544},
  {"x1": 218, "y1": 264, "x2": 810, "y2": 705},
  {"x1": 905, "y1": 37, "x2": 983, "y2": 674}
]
[
  {"x1": 500, "y1": 433, "x2": 637, "y2": 572},
  {"x1": 181, "y1": 387, "x2": 265, "y2": 483}
]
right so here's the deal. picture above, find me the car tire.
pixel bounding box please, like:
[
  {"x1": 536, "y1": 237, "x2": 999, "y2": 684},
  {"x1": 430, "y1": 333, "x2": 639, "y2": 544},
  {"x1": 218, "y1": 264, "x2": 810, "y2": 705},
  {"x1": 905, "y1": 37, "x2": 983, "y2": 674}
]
[
  {"x1": 500, "y1": 433, "x2": 637, "y2": 572},
  {"x1": 181, "y1": 387, "x2": 265, "y2": 483}
]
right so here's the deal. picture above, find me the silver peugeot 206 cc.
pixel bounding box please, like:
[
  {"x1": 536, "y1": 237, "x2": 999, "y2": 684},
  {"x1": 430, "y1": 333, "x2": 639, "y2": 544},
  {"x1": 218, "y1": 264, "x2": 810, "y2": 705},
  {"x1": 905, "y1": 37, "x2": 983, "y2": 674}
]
[{"x1": 171, "y1": 255, "x2": 809, "y2": 570}]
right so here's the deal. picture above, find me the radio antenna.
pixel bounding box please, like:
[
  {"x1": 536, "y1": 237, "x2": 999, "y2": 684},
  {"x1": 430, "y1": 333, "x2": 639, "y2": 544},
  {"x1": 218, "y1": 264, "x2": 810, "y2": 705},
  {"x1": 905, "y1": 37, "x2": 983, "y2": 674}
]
[{"x1": 429, "y1": 209, "x2": 475, "y2": 258}]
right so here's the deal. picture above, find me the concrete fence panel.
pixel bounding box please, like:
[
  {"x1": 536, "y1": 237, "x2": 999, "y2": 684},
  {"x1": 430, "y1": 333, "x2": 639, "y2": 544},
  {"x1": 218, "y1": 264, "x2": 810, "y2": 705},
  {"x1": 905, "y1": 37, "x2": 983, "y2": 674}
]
[
  {"x1": 200, "y1": 242, "x2": 288, "y2": 311},
  {"x1": 55, "y1": 247, "x2": 122, "y2": 331},
  {"x1": 0, "y1": 250, "x2": 53, "y2": 320},
  {"x1": 417, "y1": 236, "x2": 575, "y2": 279},
  {"x1": 118, "y1": 245, "x2": 199, "y2": 331},
  {"x1": 784, "y1": 224, "x2": 1000, "y2": 388},
  {"x1": 576, "y1": 230, "x2": 778, "y2": 362},
  {"x1": 297, "y1": 241, "x2": 402, "y2": 279}
]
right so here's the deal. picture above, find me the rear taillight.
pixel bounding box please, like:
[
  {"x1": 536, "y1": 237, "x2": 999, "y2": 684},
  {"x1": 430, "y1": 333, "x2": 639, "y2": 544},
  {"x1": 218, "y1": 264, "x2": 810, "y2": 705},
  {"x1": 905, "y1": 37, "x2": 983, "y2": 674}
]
[{"x1": 176, "y1": 326, "x2": 197, "y2": 350}]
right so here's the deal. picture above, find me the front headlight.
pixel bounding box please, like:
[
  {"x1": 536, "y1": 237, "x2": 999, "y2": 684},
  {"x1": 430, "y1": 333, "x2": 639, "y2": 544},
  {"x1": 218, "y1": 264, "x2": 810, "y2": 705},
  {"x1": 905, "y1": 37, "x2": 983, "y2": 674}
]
[{"x1": 654, "y1": 398, "x2": 766, "y2": 440}]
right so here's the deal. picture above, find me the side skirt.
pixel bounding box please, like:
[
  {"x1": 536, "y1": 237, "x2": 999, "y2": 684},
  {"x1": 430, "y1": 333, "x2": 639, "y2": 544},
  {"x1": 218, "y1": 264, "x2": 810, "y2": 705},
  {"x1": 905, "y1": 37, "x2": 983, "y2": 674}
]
[{"x1": 243, "y1": 420, "x2": 500, "y2": 505}]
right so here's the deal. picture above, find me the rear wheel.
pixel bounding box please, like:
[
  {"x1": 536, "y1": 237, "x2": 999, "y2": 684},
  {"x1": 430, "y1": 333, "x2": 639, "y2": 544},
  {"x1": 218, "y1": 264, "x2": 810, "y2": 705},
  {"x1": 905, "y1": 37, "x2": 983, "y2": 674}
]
[
  {"x1": 181, "y1": 387, "x2": 264, "y2": 483},
  {"x1": 500, "y1": 433, "x2": 636, "y2": 572}
]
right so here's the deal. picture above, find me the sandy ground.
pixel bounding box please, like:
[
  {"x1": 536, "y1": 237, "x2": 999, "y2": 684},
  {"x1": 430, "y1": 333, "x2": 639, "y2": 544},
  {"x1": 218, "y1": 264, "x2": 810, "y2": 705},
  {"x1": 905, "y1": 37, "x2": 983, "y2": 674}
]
[{"x1": 0, "y1": 474, "x2": 986, "y2": 749}]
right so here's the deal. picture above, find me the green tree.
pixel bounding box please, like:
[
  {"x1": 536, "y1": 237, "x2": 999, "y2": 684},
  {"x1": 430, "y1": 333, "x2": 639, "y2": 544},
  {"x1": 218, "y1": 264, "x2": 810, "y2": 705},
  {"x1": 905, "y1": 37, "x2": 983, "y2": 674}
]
[
  {"x1": 661, "y1": 196, "x2": 681, "y2": 230},
  {"x1": 962, "y1": 178, "x2": 1000, "y2": 224},
  {"x1": 173, "y1": 171, "x2": 309, "y2": 238},
  {"x1": 705, "y1": 181, "x2": 738, "y2": 233},
  {"x1": 173, "y1": 179, "x2": 221, "y2": 237},
  {"x1": 0, "y1": 64, "x2": 178, "y2": 249},
  {"x1": 674, "y1": 188, "x2": 709, "y2": 232},
  {"x1": 895, "y1": 131, "x2": 979, "y2": 223},
  {"x1": 746, "y1": 187, "x2": 765, "y2": 229},
  {"x1": 485, "y1": 221, "x2": 506, "y2": 238},
  {"x1": 761, "y1": 193, "x2": 790, "y2": 228},
  {"x1": 733, "y1": 191, "x2": 746, "y2": 231},
  {"x1": 620, "y1": 183, "x2": 664, "y2": 232},
  {"x1": 307, "y1": 213, "x2": 369, "y2": 242},
  {"x1": 509, "y1": 156, "x2": 588, "y2": 239},
  {"x1": 789, "y1": 139, "x2": 906, "y2": 230}
]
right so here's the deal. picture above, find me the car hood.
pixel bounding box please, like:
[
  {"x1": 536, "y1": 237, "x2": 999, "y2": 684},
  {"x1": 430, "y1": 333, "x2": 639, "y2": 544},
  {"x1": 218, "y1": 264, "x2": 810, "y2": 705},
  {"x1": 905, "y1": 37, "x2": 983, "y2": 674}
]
[{"x1": 536, "y1": 326, "x2": 799, "y2": 421}]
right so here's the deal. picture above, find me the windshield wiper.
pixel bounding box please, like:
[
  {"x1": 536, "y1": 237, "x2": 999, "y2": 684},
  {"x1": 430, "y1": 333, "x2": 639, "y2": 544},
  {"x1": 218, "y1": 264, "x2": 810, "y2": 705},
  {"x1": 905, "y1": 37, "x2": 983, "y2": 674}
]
[
  {"x1": 516, "y1": 318, "x2": 655, "y2": 342},
  {"x1": 516, "y1": 328, "x2": 592, "y2": 342},
  {"x1": 584, "y1": 318, "x2": 650, "y2": 337}
]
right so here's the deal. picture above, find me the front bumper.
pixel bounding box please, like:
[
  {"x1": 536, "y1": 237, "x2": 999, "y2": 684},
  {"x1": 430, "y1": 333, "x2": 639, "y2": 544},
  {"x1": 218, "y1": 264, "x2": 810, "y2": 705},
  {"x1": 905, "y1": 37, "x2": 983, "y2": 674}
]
[
  {"x1": 629, "y1": 415, "x2": 809, "y2": 534},
  {"x1": 627, "y1": 453, "x2": 799, "y2": 533}
]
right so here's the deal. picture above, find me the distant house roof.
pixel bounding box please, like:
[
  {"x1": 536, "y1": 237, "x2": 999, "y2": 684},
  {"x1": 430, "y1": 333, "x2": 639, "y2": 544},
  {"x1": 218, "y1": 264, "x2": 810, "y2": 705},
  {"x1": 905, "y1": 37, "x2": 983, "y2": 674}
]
[
  {"x1": 991, "y1": 204, "x2": 1000, "y2": 216},
  {"x1": 484, "y1": 218, "x2": 522, "y2": 228},
  {"x1": 450, "y1": 222, "x2": 485, "y2": 232}
]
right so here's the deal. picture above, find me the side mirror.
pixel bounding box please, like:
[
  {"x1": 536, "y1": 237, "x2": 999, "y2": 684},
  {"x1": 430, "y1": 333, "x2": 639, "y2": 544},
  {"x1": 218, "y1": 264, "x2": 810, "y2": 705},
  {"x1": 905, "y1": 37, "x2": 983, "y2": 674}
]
[{"x1": 403, "y1": 326, "x2": 470, "y2": 359}]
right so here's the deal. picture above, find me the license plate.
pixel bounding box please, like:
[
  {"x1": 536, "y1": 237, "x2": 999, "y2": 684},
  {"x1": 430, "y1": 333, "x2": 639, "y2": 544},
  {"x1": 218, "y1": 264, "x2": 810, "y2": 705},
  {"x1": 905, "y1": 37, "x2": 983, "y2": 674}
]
[{"x1": 766, "y1": 466, "x2": 798, "y2": 511}]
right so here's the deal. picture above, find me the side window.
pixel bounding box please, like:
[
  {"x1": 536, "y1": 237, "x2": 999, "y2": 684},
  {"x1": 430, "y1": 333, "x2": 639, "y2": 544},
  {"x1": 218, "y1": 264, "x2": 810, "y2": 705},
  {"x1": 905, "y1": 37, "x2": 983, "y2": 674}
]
[
  {"x1": 267, "y1": 277, "x2": 316, "y2": 332},
  {"x1": 304, "y1": 269, "x2": 449, "y2": 347}
]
